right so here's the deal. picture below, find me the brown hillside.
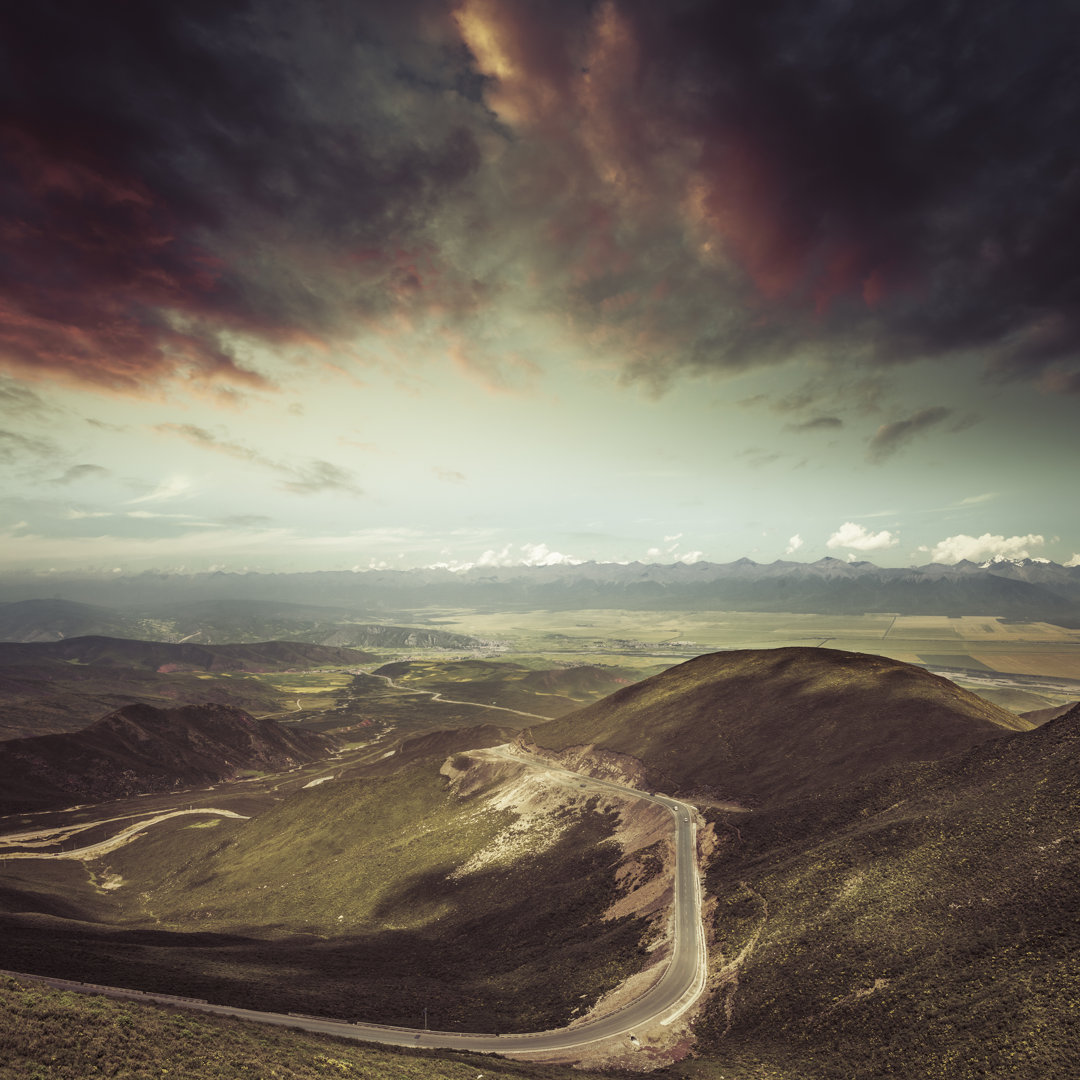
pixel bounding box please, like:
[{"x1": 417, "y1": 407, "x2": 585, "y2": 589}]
[
  {"x1": 689, "y1": 703, "x2": 1080, "y2": 1079},
  {"x1": 0, "y1": 702, "x2": 336, "y2": 812},
  {"x1": 527, "y1": 647, "x2": 1029, "y2": 805}
]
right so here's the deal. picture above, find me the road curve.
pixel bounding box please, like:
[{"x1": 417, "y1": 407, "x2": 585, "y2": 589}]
[
  {"x1": 1, "y1": 750, "x2": 708, "y2": 1058},
  {"x1": 361, "y1": 668, "x2": 551, "y2": 721}
]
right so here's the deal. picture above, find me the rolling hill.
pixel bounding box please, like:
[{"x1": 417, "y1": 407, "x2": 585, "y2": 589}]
[
  {"x1": 0, "y1": 703, "x2": 335, "y2": 812},
  {"x1": 0, "y1": 637, "x2": 380, "y2": 741},
  {"x1": 526, "y1": 647, "x2": 1030, "y2": 805}
]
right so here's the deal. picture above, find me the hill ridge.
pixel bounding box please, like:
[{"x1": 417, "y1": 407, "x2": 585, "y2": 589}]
[{"x1": 526, "y1": 646, "x2": 1029, "y2": 805}]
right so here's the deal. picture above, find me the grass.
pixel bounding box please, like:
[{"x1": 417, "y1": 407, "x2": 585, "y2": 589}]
[
  {"x1": 0, "y1": 763, "x2": 652, "y2": 1033},
  {"x1": 0, "y1": 974, "x2": 603, "y2": 1080}
]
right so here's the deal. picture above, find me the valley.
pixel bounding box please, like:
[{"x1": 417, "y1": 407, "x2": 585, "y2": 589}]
[{"x1": 1, "y1": 602, "x2": 1078, "y2": 1078}]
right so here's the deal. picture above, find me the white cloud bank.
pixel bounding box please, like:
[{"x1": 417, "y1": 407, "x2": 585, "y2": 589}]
[
  {"x1": 921, "y1": 532, "x2": 1045, "y2": 564},
  {"x1": 475, "y1": 542, "x2": 583, "y2": 569},
  {"x1": 1066, "y1": 554, "x2": 1080, "y2": 568},
  {"x1": 786, "y1": 533, "x2": 804, "y2": 554},
  {"x1": 826, "y1": 522, "x2": 900, "y2": 551}
]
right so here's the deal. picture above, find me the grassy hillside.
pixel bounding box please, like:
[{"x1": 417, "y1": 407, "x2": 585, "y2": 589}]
[
  {"x1": 0, "y1": 761, "x2": 650, "y2": 1033},
  {"x1": 674, "y1": 704, "x2": 1080, "y2": 1080},
  {"x1": 528, "y1": 647, "x2": 1029, "y2": 804},
  {"x1": 0, "y1": 703, "x2": 335, "y2": 813},
  {"x1": 0, "y1": 974, "x2": 595, "y2": 1080}
]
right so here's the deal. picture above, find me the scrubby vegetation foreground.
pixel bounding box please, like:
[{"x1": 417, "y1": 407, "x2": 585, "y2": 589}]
[
  {"x1": 682, "y1": 703, "x2": 1080, "y2": 1080},
  {"x1": 0, "y1": 975, "x2": 594, "y2": 1080}
]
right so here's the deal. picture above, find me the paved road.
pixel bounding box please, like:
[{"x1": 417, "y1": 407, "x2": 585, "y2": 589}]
[
  {"x1": 362, "y1": 669, "x2": 551, "y2": 721},
  {"x1": 1, "y1": 748, "x2": 707, "y2": 1057}
]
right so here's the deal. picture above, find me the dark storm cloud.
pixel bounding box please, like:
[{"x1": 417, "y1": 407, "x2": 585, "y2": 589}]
[
  {"x1": 0, "y1": 1, "x2": 484, "y2": 395},
  {"x1": 867, "y1": 407, "x2": 953, "y2": 463},
  {"x1": 453, "y1": 0, "x2": 1080, "y2": 390},
  {"x1": 2, "y1": 1, "x2": 1078, "y2": 399}
]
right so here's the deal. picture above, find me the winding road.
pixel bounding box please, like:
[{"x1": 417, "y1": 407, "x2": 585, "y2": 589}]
[
  {"x1": 1, "y1": 747, "x2": 708, "y2": 1058},
  {"x1": 361, "y1": 668, "x2": 552, "y2": 721}
]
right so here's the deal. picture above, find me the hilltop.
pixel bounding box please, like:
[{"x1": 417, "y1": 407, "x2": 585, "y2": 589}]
[
  {"x1": 526, "y1": 647, "x2": 1029, "y2": 805},
  {"x1": 685, "y1": 702, "x2": 1080, "y2": 1079},
  {"x1": 0, "y1": 703, "x2": 335, "y2": 812}
]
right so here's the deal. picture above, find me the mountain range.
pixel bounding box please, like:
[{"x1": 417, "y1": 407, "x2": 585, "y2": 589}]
[{"x1": 3, "y1": 557, "x2": 1080, "y2": 624}]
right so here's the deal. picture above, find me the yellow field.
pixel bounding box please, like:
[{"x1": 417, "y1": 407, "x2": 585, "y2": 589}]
[
  {"x1": 886, "y1": 616, "x2": 1080, "y2": 642},
  {"x1": 966, "y1": 651, "x2": 1080, "y2": 678}
]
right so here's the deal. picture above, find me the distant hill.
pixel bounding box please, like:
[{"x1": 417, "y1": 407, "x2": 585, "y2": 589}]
[
  {"x1": 526, "y1": 647, "x2": 1030, "y2": 805},
  {"x1": 1020, "y1": 700, "x2": 1077, "y2": 726},
  {"x1": 3, "y1": 557, "x2": 1079, "y2": 621},
  {"x1": 0, "y1": 597, "x2": 487, "y2": 648},
  {"x1": 694, "y1": 702, "x2": 1080, "y2": 1078},
  {"x1": 0, "y1": 598, "x2": 146, "y2": 642},
  {"x1": 0, "y1": 636, "x2": 377, "y2": 673},
  {"x1": 0, "y1": 702, "x2": 335, "y2": 812}
]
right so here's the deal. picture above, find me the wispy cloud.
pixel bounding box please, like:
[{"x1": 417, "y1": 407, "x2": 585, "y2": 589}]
[
  {"x1": 51, "y1": 463, "x2": 110, "y2": 485},
  {"x1": 786, "y1": 416, "x2": 843, "y2": 433},
  {"x1": 867, "y1": 407, "x2": 953, "y2": 463},
  {"x1": 278, "y1": 460, "x2": 362, "y2": 497},
  {"x1": 65, "y1": 508, "x2": 114, "y2": 519},
  {"x1": 154, "y1": 423, "x2": 363, "y2": 497},
  {"x1": 0, "y1": 428, "x2": 57, "y2": 464},
  {"x1": 127, "y1": 476, "x2": 193, "y2": 505}
]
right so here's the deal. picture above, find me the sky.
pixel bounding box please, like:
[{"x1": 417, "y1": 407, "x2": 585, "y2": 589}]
[{"x1": 1, "y1": 0, "x2": 1079, "y2": 575}]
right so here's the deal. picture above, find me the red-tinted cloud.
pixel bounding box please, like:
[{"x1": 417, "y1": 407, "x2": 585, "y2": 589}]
[{"x1": 1, "y1": 0, "x2": 1079, "y2": 403}]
